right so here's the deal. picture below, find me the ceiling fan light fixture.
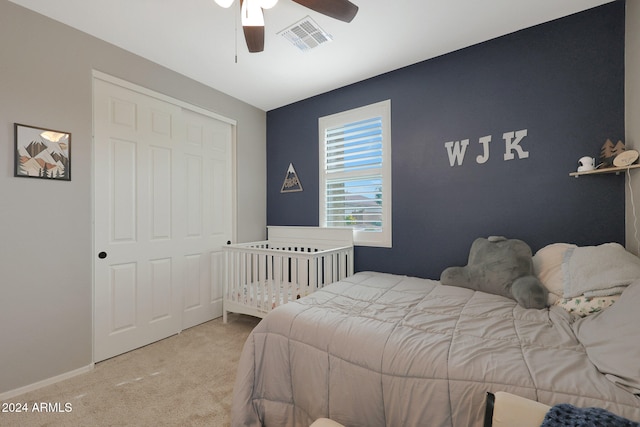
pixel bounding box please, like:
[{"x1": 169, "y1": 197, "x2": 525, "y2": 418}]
[
  {"x1": 241, "y1": 0, "x2": 265, "y2": 26},
  {"x1": 214, "y1": 0, "x2": 235, "y2": 8}
]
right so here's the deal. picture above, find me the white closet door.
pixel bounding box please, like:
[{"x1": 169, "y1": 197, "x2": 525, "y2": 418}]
[
  {"x1": 180, "y1": 108, "x2": 233, "y2": 330},
  {"x1": 93, "y1": 76, "x2": 233, "y2": 362}
]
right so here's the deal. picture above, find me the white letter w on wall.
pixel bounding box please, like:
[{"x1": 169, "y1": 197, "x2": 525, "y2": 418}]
[{"x1": 445, "y1": 139, "x2": 470, "y2": 167}]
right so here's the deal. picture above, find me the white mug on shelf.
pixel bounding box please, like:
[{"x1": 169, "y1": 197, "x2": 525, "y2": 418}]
[{"x1": 577, "y1": 156, "x2": 596, "y2": 172}]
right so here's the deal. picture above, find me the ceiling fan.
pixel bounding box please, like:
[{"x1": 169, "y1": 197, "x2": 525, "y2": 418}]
[{"x1": 214, "y1": 0, "x2": 359, "y2": 53}]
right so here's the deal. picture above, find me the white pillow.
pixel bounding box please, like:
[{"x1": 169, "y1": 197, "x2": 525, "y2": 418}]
[
  {"x1": 533, "y1": 243, "x2": 576, "y2": 305},
  {"x1": 562, "y1": 243, "x2": 640, "y2": 298}
]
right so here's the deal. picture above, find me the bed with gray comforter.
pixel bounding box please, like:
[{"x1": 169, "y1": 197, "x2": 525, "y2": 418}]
[{"x1": 231, "y1": 271, "x2": 640, "y2": 426}]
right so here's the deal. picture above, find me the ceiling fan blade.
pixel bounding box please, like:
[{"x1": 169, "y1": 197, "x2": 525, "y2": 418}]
[
  {"x1": 243, "y1": 25, "x2": 265, "y2": 52},
  {"x1": 241, "y1": 0, "x2": 265, "y2": 52},
  {"x1": 291, "y1": 0, "x2": 358, "y2": 23}
]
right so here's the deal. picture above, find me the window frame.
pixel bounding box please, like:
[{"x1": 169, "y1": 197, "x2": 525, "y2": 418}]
[{"x1": 318, "y1": 99, "x2": 392, "y2": 247}]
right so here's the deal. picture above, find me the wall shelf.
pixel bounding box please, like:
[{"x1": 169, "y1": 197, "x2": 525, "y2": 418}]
[{"x1": 569, "y1": 163, "x2": 640, "y2": 177}]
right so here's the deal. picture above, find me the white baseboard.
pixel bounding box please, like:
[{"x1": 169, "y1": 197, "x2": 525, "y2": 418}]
[{"x1": 0, "y1": 364, "x2": 94, "y2": 401}]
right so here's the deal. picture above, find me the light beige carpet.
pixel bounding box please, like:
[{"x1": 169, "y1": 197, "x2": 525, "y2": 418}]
[{"x1": 1, "y1": 314, "x2": 260, "y2": 427}]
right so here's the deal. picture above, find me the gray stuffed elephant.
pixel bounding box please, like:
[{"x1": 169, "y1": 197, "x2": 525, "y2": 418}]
[{"x1": 440, "y1": 236, "x2": 548, "y2": 309}]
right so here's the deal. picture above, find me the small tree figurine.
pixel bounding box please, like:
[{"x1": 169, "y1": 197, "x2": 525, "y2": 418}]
[{"x1": 600, "y1": 139, "x2": 625, "y2": 167}]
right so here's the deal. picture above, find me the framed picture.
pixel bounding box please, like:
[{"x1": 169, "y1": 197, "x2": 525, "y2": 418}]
[
  {"x1": 14, "y1": 123, "x2": 71, "y2": 181},
  {"x1": 280, "y1": 163, "x2": 303, "y2": 193}
]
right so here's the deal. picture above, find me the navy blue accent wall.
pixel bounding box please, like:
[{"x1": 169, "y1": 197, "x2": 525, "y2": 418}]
[{"x1": 267, "y1": 2, "x2": 625, "y2": 280}]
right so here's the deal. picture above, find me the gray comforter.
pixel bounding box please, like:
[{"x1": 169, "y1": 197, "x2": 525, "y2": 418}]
[{"x1": 231, "y1": 272, "x2": 640, "y2": 427}]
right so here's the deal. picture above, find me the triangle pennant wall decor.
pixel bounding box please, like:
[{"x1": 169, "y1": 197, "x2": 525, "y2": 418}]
[{"x1": 280, "y1": 163, "x2": 303, "y2": 193}]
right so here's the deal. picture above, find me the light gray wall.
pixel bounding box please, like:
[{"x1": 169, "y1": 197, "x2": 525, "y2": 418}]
[
  {"x1": 626, "y1": 0, "x2": 640, "y2": 255},
  {"x1": 0, "y1": 1, "x2": 266, "y2": 394}
]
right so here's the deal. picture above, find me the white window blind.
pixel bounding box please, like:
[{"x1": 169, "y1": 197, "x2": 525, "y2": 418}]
[
  {"x1": 319, "y1": 100, "x2": 391, "y2": 247},
  {"x1": 325, "y1": 117, "x2": 383, "y2": 230}
]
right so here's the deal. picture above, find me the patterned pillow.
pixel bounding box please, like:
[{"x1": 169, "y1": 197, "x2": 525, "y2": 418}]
[{"x1": 553, "y1": 294, "x2": 619, "y2": 317}]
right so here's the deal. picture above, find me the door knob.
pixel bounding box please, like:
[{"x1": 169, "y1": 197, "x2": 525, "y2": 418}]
[{"x1": 98, "y1": 251, "x2": 107, "y2": 259}]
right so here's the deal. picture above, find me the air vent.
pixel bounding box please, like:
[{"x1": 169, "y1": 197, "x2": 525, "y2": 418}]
[{"x1": 278, "y1": 16, "x2": 333, "y2": 52}]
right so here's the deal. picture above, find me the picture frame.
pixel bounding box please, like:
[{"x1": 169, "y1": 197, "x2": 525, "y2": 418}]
[
  {"x1": 14, "y1": 123, "x2": 71, "y2": 181},
  {"x1": 280, "y1": 162, "x2": 303, "y2": 193}
]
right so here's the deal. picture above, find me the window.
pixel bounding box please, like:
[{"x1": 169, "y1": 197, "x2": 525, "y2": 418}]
[{"x1": 319, "y1": 100, "x2": 391, "y2": 247}]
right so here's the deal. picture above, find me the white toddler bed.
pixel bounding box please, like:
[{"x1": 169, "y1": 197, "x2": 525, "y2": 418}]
[{"x1": 223, "y1": 226, "x2": 354, "y2": 322}]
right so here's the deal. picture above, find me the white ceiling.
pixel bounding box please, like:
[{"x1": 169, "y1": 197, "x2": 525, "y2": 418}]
[{"x1": 10, "y1": 0, "x2": 615, "y2": 111}]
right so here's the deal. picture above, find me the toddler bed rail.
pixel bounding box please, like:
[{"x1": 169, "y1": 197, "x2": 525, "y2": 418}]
[{"x1": 223, "y1": 226, "x2": 354, "y2": 322}]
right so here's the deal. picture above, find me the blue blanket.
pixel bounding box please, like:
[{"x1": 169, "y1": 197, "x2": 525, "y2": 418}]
[{"x1": 542, "y1": 403, "x2": 640, "y2": 427}]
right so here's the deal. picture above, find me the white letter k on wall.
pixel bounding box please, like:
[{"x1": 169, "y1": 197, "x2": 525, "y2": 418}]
[{"x1": 503, "y1": 129, "x2": 529, "y2": 161}]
